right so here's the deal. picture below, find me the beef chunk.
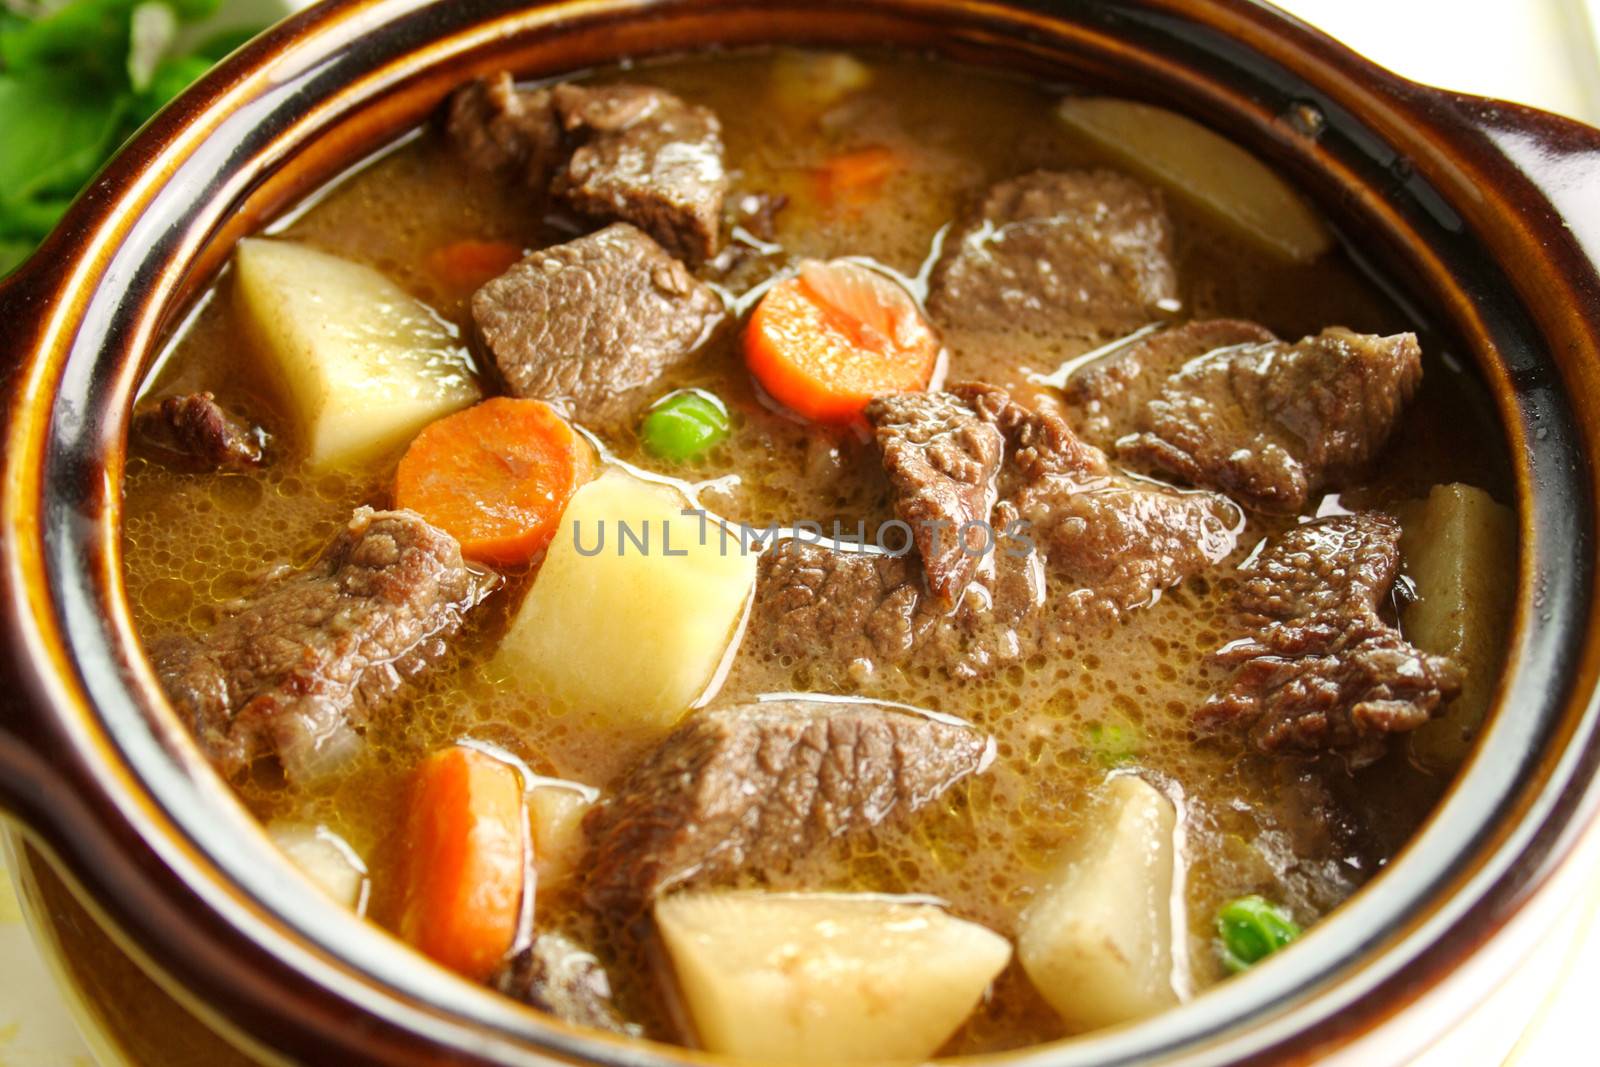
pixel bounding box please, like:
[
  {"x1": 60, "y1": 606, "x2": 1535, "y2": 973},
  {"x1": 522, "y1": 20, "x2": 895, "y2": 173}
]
[
  {"x1": 866, "y1": 391, "x2": 1004, "y2": 608},
  {"x1": 751, "y1": 544, "x2": 926, "y2": 675},
  {"x1": 472, "y1": 223, "x2": 724, "y2": 426},
  {"x1": 746, "y1": 385, "x2": 1234, "y2": 680},
  {"x1": 1201, "y1": 512, "x2": 1461, "y2": 768},
  {"x1": 1063, "y1": 320, "x2": 1275, "y2": 448},
  {"x1": 583, "y1": 700, "x2": 990, "y2": 918},
  {"x1": 493, "y1": 932, "x2": 634, "y2": 1035},
  {"x1": 551, "y1": 83, "x2": 728, "y2": 265},
  {"x1": 134, "y1": 391, "x2": 266, "y2": 470},
  {"x1": 445, "y1": 72, "x2": 563, "y2": 188},
  {"x1": 152, "y1": 508, "x2": 494, "y2": 782},
  {"x1": 928, "y1": 170, "x2": 1178, "y2": 337},
  {"x1": 953, "y1": 382, "x2": 1240, "y2": 623},
  {"x1": 446, "y1": 76, "x2": 728, "y2": 264},
  {"x1": 1081, "y1": 325, "x2": 1424, "y2": 513},
  {"x1": 748, "y1": 527, "x2": 1046, "y2": 683}
]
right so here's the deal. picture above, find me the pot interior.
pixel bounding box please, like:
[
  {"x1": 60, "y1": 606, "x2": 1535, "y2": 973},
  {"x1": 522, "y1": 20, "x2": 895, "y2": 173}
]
[{"x1": 26, "y1": 2, "x2": 1600, "y2": 1065}]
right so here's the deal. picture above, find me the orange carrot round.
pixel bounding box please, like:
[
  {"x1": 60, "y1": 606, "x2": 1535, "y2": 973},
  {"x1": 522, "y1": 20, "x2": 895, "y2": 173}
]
[
  {"x1": 398, "y1": 745, "x2": 526, "y2": 982},
  {"x1": 395, "y1": 397, "x2": 593, "y2": 567},
  {"x1": 813, "y1": 145, "x2": 903, "y2": 209},
  {"x1": 428, "y1": 239, "x2": 525, "y2": 293},
  {"x1": 745, "y1": 259, "x2": 941, "y2": 423}
]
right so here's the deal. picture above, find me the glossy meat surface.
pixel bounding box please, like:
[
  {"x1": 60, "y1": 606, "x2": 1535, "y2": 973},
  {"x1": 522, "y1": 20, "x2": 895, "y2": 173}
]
[
  {"x1": 1202, "y1": 512, "x2": 1461, "y2": 767},
  {"x1": 472, "y1": 223, "x2": 724, "y2": 426}
]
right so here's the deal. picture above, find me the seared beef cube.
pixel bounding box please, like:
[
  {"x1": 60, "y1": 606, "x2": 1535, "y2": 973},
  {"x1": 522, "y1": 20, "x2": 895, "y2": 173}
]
[
  {"x1": 446, "y1": 72, "x2": 564, "y2": 189},
  {"x1": 152, "y1": 508, "x2": 495, "y2": 782},
  {"x1": 472, "y1": 223, "x2": 725, "y2": 426},
  {"x1": 1091, "y1": 325, "x2": 1423, "y2": 513},
  {"x1": 552, "y1": 83, "x2": 728, "y2": 265},
  {"x1": 134, "y1": 391, "x2": 266, "y2": 470},
  {"x1": 747, "y1": 385, "x2": 1234, "y2": 682},
  {"x1": 752, "y1": 543, "x2": 926, "y2": 670},
  {"x1": 866, "y1": 391, "x2": 1004, "y2": 608},
  {"x1": 1063, "y1": 320, "x2": 1275, "y2": 448},
  {"x1": 928, "y1": 170, "x2": 1178, "y2": 337},
  {"x1": 446, "y1": 75, "x2": 728, "y2": 265},
  {"x1": 494, "y1": 932, "x2": 634, "y2": 1035},
  {"x1": 583, "y1": 700, "x2": 990, "y2": 918},
  {"x1": 953, "y1": 382, "x2": 1240, "y2": 623},
  {"x1": 1201, "y1": 513, "x2": 1461, "y2": 768},
  {"x1": 749, "y1": 523, "x2": 1045, "y2": 685}
]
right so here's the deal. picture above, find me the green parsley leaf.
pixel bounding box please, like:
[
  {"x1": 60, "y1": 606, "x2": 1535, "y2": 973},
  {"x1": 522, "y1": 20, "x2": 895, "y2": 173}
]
[
  {"x1": 0, "y1": 193, "x2": 72, "y2": 240},
  {"x1": 0, "y1": 239, "x2": 32, "y2": 278},
  {"x1": 0, "y1": 68, "x2": 131, "y2": 204}
]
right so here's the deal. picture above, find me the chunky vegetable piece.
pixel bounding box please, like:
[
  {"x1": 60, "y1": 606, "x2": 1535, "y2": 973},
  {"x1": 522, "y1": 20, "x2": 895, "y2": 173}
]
[
  {"x1": 1398, "y1": 483, "x2": 1517, "y2": 771},
  {"x1": 1215, "y1": 895, "x2": 1301, "y2": 973},
  {"x1": 395, "y1": 397, "x2": 593, "y2": 567},
  {"x1": 1019, "y1": 775, "x2": 1181, "y2": 1029},
  {"x1": 639, "y1": 389, "x2": 730, "y2": 462},
  {"x1": 655, "y1": 891, "x2": 1011, "y2": 1063},
  {"x1": 233, "y1": 238, "x2": 480, "y2": 470},
  {"x1": 398, "y1": 746, "x2": 527, "y2": 982},
  {"x1": 496, "y1": 470, "x2": 758, "y2": 730},
  {"x1": 745, "y1": 259, "x2": 941, "y2": 423},
  {"x1": 267, "y1": 823, "x2": 369, "y2": 913},
  {"x1": 528, "y1": 783, "x2": 595, "y2": 890},
  {"x1": 813, "y1": 145, "x2": 904, "y2": 208},
  {"x1": 768, "y1": 50, "x2": 872, "y2": 122},
  {"x1": 1056, "y1": 97, "x2": 1332, "y2": 264},
  {"x1": 427, "y1": 238, "x2": 524, "y2": 293}
]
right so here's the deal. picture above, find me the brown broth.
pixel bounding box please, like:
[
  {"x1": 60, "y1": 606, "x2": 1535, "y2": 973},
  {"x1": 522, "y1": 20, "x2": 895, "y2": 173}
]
[{"x1": 122, "y1": 49, "x2": 1514, "y2": 1055}]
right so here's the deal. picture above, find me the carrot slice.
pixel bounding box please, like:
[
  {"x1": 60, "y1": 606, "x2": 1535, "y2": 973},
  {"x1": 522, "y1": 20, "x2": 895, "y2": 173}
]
[
  {"x1": 428, "y1": 239, "x2": 525, "y2": 293},
  {"x1": 813, "y1": 145, "x2": 903, "y2": 209},
  {"x1": 745, "y1": 259, "x2": 941, "y2": 423},
  {"x1": 395, "y1": 397, "x2": 593, "y2": 567},
  {"x1": 398, "y1": 745, "x2": 526, "y2": 981}
]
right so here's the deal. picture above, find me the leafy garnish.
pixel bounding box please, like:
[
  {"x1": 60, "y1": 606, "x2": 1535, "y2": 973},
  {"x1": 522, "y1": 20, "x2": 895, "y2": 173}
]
[{"x1": 0, "y1": 0, "x2": 262, "y2": 278}]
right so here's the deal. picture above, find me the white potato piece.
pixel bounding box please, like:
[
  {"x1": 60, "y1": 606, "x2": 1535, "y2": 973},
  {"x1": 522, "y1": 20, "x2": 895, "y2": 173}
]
[
  {"x1": 1399, "y1": 483, "x2": 1516, "y2": 772},
  {"x1": 769, "y1": 50, "x2": 873, "y2": 121},
  {"x1": 497, "y1": 470, "x2": 757, "y2": 731},
  {"x1": 1056, "y1": 97, "x2": 1332, "y2": 263},
  {"x1": 233, "y1": 238, "x2": 480, "y2": 470},
  {"x1": 656, "y1": 891, "x2": 1011, "y2": 1063},
  {"x1": 1018, "y1": 775, "x2": 1181, "y2": 1030},
  {"x1": 528, "y1": 781, "x2": 595, "y2": 890},
  {"x1": 267, "y1": 823, "x2": 370, "y2": 914}
]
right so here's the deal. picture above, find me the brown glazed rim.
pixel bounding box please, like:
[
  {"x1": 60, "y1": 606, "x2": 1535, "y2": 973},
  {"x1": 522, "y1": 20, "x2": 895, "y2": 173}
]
[{"x1": 2, "y1": 1, "x2": 1600, "y2": 1064}]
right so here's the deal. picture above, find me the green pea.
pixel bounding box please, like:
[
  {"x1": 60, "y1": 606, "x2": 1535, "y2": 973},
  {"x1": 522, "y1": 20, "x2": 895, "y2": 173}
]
[
  {"x1": 640, "y1": 390, "x2": 731, "y2": 461},
  {"x1": 1085, "y1": 721, "x2": 1140, "y2": 767},
  {"x1": 1216, "y1": 895, "x2": 1302, "y2": 973}
]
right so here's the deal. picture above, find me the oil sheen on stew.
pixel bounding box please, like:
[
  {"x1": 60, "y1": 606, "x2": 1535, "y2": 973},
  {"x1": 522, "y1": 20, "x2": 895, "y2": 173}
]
[{"x1": 123, "y1": 50, "x2": 1517, "y2": 1060}]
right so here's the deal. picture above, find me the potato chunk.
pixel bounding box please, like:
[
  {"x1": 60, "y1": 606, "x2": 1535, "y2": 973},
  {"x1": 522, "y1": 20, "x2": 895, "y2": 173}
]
[
  {"x1": 655, "y1": 891, "x2": 1011, "y2": 1063},
  {"x1": 497, "y1": 470, "x2": 757, "y2": 731},
  {"x1": 1399, "y1": 483, "x2": 1516, "y2": 771},
  {"x1": 1056, "y1": 97, "x2": 1332, "y2": 263},
  {"x1": 267, "y1": 823, "x2": 369, "y2": 913},
  {"x1": 1018, "y1": 775, "x2": 1182, "y2": 1030},
  {"x1": 233, "y1": 238, "x2": 480, "y2": 470},
  {"x1": 769, "y1": 50, "x2": 873, "y2": 121},
  {"x1": 528, "y1": 781, "x2": 595, "y2": 890}
]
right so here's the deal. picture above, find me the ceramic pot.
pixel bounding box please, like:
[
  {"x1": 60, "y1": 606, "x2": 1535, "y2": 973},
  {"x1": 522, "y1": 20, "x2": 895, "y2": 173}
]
[{"x1": 2, "y1": 1, "x2": 1599, "y2": 1063}]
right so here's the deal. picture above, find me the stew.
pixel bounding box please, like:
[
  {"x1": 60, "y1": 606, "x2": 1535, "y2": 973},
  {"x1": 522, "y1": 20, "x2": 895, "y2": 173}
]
[{"x1": 123, "y1": 49, "x2": 1517, "y2": 1061}]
